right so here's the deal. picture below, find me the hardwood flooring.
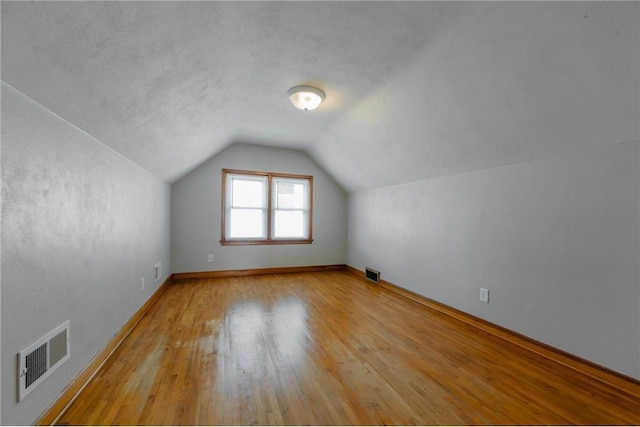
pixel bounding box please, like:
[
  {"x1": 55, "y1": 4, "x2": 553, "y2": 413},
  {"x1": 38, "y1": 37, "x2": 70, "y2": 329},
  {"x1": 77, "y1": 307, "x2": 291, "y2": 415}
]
[{"x1": 57, "y1": 270, "x2": 640, "y2": 425}]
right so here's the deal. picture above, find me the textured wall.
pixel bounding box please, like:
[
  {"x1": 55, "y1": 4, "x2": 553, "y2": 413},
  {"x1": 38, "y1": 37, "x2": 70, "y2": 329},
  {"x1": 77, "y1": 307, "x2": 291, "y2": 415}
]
[
  {"x1": 348, "y1": 141, "x2": 640, "y2": 379},
  {"x1": 1, "y1": 83, "x2": 171, "y2": 425},
  {"x1": 172, "y1": 143, "x2": 347, "y2": 273}
]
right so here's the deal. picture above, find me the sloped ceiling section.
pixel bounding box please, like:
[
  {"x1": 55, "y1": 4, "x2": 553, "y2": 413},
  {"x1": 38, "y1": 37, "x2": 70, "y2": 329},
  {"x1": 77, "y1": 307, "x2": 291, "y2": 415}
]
[
  {"x1": 311, "y1": 2, "x2": 640, "y2": 191},
  {"x1": 1, "y1": 1, "x2": 447, "y2": 183},
  {"x1": 2, "y1": 2, "x2": 638, "y2": 191}
]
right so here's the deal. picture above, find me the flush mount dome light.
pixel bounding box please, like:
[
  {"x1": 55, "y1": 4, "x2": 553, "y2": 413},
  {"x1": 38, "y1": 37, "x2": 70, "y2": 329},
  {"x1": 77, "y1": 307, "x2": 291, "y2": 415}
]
[{"x1": 287, "y1": 85, "x2": 325, "y2": 111}]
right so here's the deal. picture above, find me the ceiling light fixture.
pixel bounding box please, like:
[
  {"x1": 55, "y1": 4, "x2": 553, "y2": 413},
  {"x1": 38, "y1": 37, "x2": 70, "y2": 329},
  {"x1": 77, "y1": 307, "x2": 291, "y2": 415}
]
[{"x1": 287, "y1": 85, "x2": 325, "y2": 111}]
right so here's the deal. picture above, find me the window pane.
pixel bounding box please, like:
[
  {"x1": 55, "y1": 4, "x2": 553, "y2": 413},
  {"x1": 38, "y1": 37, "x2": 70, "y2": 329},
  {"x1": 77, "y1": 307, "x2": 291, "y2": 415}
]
[
  {"x1": 273, "y1": 179, "x2": 307, "y2": 210},
  {"x1": 274, "y1": 210, "x2": 305, "y2": 238},
  {"x1": 231, "y1": 177, "x2": 266, "y2": 208},
  {"x1": 229, "y1": 208, "x2": 265, "y2": 238}
]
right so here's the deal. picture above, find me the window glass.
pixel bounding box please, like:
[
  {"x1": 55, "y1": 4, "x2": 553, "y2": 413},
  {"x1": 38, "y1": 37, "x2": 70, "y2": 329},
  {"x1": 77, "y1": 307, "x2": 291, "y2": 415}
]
[
  {"x1": 231, "y1": 177, "x2": 265, "y2": 208},
  {"x1": 274, "y1": 210, "x2": 305, "y2": 238},
  {"x1": 229, "y1": 209, "x2": 265, "y2": 238}
]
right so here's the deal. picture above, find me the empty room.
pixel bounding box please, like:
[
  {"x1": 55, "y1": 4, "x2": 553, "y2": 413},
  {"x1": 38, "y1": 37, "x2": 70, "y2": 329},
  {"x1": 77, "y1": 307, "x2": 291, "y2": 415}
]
[{"x1": 2, "y1": 1, "x2": 640, "y2": 425}]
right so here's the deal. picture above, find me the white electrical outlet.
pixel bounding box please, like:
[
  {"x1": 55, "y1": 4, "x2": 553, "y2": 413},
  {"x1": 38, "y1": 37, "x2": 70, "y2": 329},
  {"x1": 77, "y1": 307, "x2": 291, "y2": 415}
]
[
  {"x1": 140, "y1": 277, "x2": 145, "y2": 291},
  {"x1": 480, "y1": 288, "x2": 489, "y2": 303},
  {"x1": 208, "y1": 254, "x2": 214, "y2": 263}
]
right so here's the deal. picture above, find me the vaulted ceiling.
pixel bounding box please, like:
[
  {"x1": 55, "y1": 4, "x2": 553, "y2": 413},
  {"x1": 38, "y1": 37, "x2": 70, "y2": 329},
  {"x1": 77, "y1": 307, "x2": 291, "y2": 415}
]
[{"x1": 2, "y1": 2, "x2": 638, "y2": 191}]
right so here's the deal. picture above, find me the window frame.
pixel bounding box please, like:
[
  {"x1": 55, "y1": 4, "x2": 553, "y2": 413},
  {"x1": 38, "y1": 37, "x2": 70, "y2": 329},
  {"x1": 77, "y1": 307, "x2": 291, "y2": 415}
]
[{"x1": 221, "y1": 169, "x2": 313, "y2": 245}]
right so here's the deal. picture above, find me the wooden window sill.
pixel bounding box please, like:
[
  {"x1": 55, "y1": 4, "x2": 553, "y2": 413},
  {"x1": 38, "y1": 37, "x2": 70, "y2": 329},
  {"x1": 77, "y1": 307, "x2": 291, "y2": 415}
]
[{"x1": 220, "y1": 239, "x2": 313, "y2": 246}]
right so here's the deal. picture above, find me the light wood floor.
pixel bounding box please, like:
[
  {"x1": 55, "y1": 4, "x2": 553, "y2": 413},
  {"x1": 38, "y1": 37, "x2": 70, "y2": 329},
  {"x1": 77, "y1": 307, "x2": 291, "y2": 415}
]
[{"x1": 58, "y1": 270, "x2": 640, "y2": 425}]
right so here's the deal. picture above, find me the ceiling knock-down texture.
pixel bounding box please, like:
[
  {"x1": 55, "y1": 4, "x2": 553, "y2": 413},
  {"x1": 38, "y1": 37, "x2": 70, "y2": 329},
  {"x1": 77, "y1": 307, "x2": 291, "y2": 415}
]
[{"x1": 2, "y1": 1, "x2": 638, "y2": 191}]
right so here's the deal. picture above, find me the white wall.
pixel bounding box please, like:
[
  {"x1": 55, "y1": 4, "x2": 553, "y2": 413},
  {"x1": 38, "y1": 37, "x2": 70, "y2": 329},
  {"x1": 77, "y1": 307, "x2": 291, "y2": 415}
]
[
  {"x1": 348, "y1": 141, "x2": 640, "y2": 379},
  {"x1": 172, "y1": 143, "x2": 347, "y2": 273},
  {"x1": 1, "y1": 83, "x2": 171, "y2": 425}
]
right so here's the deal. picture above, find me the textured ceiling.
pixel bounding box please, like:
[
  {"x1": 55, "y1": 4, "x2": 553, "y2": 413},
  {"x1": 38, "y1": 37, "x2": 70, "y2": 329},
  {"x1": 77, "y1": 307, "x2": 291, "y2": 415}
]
[{"x1": 2, "y1": 2, "x2": 638, "y2": 191}]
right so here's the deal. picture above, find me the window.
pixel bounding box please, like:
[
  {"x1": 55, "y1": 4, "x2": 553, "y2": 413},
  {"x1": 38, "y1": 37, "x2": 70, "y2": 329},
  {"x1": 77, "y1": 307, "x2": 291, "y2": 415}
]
[{"x1": 221, "y1": 169, "x2": 313, "y2": 245}]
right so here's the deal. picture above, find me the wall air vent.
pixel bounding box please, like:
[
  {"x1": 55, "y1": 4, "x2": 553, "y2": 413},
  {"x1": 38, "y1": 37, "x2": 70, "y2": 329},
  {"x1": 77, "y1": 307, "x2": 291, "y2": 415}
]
[
  {"x1": 365, "y1": 267, "x2": 380, "y2": 284},
  {"x1": 17, "y1": 321, "x2": 70, "y2": 401},
  {"x1": 154, "y1": 262, "x2": 162, "y2": 282}
]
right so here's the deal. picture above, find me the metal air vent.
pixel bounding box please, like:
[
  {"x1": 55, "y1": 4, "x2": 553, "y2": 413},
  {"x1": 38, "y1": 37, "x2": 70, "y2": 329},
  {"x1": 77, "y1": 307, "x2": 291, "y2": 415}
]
[
  {"x1": 365, "y1": 267, "x2": 380, "y2": 283},
  {"x1": 18, "y1": 321, "x2": 70, "y2": 401}
]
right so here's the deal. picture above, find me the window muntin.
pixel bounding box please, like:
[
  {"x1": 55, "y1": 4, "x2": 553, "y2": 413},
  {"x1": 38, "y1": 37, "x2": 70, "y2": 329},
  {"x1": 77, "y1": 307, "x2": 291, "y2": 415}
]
[{"x1": 221, "y1": 169, "x2": 313, "y2": 245}]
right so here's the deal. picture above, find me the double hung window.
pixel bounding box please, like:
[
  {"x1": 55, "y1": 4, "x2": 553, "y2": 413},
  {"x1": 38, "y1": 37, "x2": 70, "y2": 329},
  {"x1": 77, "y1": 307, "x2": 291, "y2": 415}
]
[{"x1": 221, "y1": 169, "x2": 313, "y2": 245}]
